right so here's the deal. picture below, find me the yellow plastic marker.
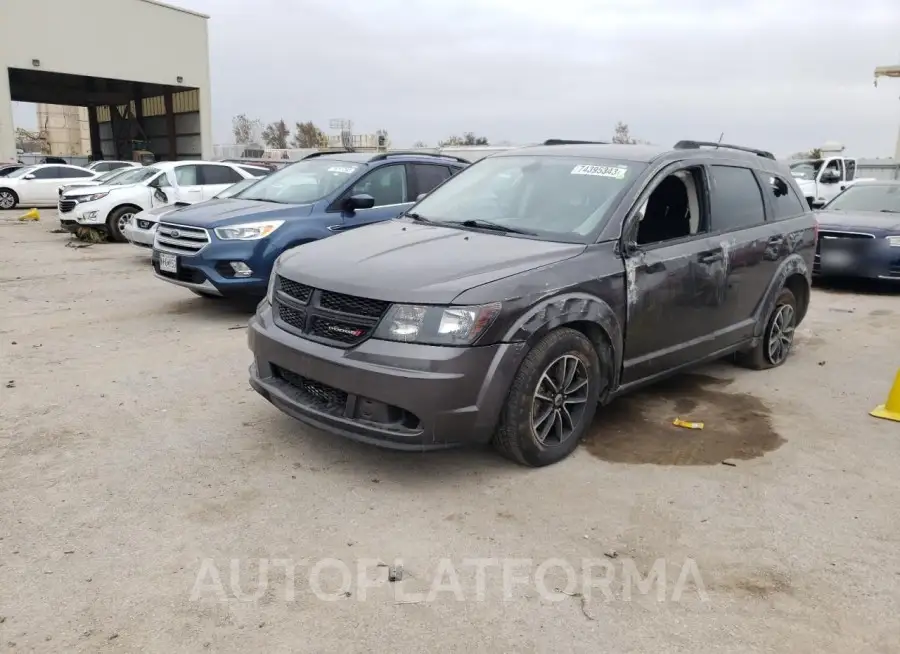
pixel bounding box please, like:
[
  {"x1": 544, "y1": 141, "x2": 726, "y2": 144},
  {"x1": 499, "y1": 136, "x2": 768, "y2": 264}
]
[
  {"x1": 871, "y1": 369, "x2": 900, "y2": 422},
  {"x1": 17, "y1": 208, "x2": 40, "y2": 221},
  {"x1": 673, "y1": 418, "x2": 704, "y2": 430}
]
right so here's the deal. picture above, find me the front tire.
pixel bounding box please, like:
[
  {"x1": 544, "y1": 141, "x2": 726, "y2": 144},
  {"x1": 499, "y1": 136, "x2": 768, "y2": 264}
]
[
  {"x1": 735, "y1": 287, "x2": 797, "y2": 370},
  {"x1": 493, "y1": 328, "x2": 602, "y2": 467},
  {"x1": 0, "y1": 189, "x2": 18, "y2": 210},
  {"x1": 106, "y1": 206, "x2": 136, "y2": 243}
]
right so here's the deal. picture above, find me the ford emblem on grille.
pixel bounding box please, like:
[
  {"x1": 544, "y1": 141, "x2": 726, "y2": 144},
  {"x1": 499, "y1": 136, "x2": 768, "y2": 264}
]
[{"x1": 169, "y1": 229, "x2": 181, "y2": 238}]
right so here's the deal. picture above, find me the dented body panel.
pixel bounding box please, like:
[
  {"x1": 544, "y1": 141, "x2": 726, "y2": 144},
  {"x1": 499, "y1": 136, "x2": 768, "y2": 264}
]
[{"x1": 249, "y1": 142, "x2": 817, "y2": 451}]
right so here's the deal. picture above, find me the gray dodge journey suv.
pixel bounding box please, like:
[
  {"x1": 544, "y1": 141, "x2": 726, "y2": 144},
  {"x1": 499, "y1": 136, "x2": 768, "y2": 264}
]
[{"x1": 248, "y1": 140, "x2": 816, "y2": 466}]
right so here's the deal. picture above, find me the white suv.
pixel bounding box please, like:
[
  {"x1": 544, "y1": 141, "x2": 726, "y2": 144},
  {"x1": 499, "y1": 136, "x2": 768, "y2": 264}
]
[{"x1": 58, "y1": 161, "x2": 264, "y2": 242}]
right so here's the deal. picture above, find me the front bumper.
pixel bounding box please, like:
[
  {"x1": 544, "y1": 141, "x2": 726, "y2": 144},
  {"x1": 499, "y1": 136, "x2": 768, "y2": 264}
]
[
  {"x1": 247, "y1": 303, "x2": 527, "y2": 450},
  {"x1": 124, "y1": 220, "x2": 156, "y2": 248},
  {"x1": 814, "y1": 232, "x2": 900, "y2": 280},
  {"x1": 151, "y1": 241, "x2": 269, "y2": 298},
  {"x1": 71, "y1": 204, "x2": 106, "y2": 226}
]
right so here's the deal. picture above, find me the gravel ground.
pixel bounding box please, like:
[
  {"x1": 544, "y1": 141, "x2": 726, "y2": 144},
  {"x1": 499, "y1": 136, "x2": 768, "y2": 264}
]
[{"x1": 2, "y1": 210, "x2": 900, "y2": 653}]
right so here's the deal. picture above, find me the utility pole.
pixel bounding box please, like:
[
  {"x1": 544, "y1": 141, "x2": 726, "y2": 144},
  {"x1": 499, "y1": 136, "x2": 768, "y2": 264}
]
[{"x1": 874, "y1": 62, "x2": 900, "y2": 160}]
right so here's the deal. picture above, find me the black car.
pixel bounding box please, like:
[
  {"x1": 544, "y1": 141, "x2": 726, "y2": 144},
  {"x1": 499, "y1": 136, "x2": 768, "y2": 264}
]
[
  {"x1": 813, "y1": 180, "x2": 900, "y2": 281},
  {"x1": 248, "y1": 140, "x2": 817, "y2": 467}
]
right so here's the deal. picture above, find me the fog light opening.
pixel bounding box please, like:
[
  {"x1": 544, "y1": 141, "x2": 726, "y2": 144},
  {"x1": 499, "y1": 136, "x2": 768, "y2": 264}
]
[{"x1": 230, "y1": 261, "x2": 253, "y2": 277}]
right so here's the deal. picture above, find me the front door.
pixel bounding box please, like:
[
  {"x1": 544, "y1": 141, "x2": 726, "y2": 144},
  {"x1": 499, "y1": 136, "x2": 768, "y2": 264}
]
[
  {"x1": 331, "y1": 163, "x2": 413, "y2": 231},
  {"x1": 620, "y1": 164, "x2": 729, "y2": 384},
  {"x1": 817, "y1": 157, "x2": 844, "y2": 205},
  {"x1": 27, "y1": 166, "x2": 69, "y2": 203}
]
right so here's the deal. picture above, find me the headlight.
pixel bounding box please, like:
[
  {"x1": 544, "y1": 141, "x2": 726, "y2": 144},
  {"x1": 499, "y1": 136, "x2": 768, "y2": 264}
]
[
  {"x1": 80, "y1": 192, "x2": 108, "y2": 203},
  {"x1": 373, "y1": 302, "x2": 501, "y2": 346},
  {"x1": 215, "y1": 220, "x2": 284, "y2": 241},
  {"x1": 887, "y1": 235, "x2": 900, "y2": 247}
]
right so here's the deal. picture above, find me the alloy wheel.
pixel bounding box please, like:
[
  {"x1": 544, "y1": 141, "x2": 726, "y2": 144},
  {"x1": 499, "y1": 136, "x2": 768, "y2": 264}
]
[
  {"x1": 117, "y1": 213, "x2": 134, "y2": 234},
  {"x1": 0, "y1": 192, "x2": 14, "y2": 209},
  {"x1": 767, "y1": 304, "x2": 795, "y2": 365},
  {"x1": 531, "y1": 354, "x2": 590, "y2": 445}
]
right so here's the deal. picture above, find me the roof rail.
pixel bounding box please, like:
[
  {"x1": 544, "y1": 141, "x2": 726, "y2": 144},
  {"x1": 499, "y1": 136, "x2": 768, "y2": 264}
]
[
  {"x1": 673, "y1": 140, "x2": 775, "y2": 160},
  {"x1": 368, "y1": 151, "x2": 471, "y2": 164},
  {"x1": 543, "y1": 139, "x2": 609, "y2": 146},
  {"x1": 301, "y1": 150, "x2": 353, "y2": 160}
]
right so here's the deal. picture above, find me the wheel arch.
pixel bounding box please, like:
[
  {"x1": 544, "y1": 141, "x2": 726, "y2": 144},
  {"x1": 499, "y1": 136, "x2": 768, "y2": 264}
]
[
  {"x1": 502, "y1": 293, "x2": 623, "y2": 394},
  {"x1": 754, "y1": 254, "x2": 811, "y2": 336},
  {"x1": 106, "y1": 202, "x2": 145, "y2": 221},
  {"x1": 0, "y1": 187, "x2": 19, "y2": 205}
]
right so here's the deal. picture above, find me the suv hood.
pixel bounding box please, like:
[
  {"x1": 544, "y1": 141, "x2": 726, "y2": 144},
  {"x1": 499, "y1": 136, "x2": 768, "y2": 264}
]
[
  {"x1": 278, "y1": 219, "x2": 586, "y2": 304},
  {"x1": 64, "y1": 182, "x2": 141, "y2": 197},
  {"x1": 815, "y1": 209, "x2": 900, "y2": 233},
  {"x1": 156, "y1": 198, "x2": 313, "y2": 227}
]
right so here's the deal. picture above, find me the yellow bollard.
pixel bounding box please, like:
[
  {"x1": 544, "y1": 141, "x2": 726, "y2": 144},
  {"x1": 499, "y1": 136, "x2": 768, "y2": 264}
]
[
  {"x1": 17, "y1": 208, "x2": 40, "y2": 221},
  {"x1": 871, "y1": 369, "x2": 900, "y2": 422}
]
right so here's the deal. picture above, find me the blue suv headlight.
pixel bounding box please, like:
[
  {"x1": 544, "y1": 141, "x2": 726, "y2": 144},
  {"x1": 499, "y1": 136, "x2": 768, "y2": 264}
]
[{"x1": 215, "y1": 220, "x2": 285, "y2": 241}]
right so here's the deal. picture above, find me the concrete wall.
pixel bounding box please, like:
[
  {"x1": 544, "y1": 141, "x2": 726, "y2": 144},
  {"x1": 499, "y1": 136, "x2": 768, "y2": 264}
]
[
  {"x1": 0, "y1": 0, "x2": 212, "y2": 161},
  {"x1": 36, "y1": 104, "x2": 91, "y2": 156}
]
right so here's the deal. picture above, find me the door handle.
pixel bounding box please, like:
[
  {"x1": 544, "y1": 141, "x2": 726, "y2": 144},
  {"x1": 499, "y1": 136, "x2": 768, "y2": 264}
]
[{"x1": 697, "y1": 252, "x2": 723, "y2": 264}]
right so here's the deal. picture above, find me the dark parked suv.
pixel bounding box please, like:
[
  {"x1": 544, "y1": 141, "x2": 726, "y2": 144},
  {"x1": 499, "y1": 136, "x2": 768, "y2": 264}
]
[{"x1": 248, "y1": 140, "x2": 816, "y2": 467}]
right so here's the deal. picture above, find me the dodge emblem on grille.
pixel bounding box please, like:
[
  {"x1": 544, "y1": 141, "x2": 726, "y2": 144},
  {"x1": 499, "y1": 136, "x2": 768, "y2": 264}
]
[{"x1": 327, "y1": 325, "x2": 364, "y2": 337}]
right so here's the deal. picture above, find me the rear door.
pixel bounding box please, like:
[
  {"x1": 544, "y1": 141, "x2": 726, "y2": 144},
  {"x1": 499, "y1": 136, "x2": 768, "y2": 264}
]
[
  {"x1": 197, "y1": 164, "x2": 246, "y2": 200},
  {"x1": 329, "y1": 163, "x2": 413, "y2": 231},
  {"x1": 409, "y1": 163, "x2": 454, "y2": 199},
  {"x1": 173, "y1": 165, "x2": 204, "y2": 203},
  {"x1": 704, "y1": 164, "x2": 783, "y2": 345}
]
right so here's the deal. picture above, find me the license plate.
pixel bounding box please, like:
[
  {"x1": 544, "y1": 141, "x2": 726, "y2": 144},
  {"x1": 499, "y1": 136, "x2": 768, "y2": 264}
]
[{"x1": 159, "y1": 252, "x2": 178, "y2": 273}]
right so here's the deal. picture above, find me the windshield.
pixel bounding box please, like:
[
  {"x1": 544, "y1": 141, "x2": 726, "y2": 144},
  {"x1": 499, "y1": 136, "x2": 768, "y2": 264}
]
[
  {"x1": 215, "y1": 177, "x2": 260, "y2": 199},
  {"x1": 409, "y1": 155, "x2": 645, "y2": 242},
  {"x1": 825, "y1": 184, "x2": 900, "y2": 213},
  {"x1": 236, "y1": 159, "x2": 363, "y2": 204},
  {"x1": 789, "y1": 160, "x2": 823, "y2": 180},
  {"x1": 94, "y1": 168, "x2": 132, "y2": 184},
  {"x1": 111, "y1": 166, "x2": 160, "y2": 185},
  {"x1": 7, "y1": 166, "x2": 36, "y2": 179}
]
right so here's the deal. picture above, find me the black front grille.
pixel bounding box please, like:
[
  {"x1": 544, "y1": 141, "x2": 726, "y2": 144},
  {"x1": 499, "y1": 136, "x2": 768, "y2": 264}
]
[
  {"x1": 273, "y1": 365, "x2": 348, "y2": 413},
  {"x1": 278, "y1": 277, "x2": 312, "y2": 304},
  {"x1": 59, "y1": 200, "x2": 76, "y2": 213},
  {"x1": 319, "y1": 290, "x2": 389, "y2": 317},
  {"x1": 273, "y1": 275, "x2": 387, "y2": 348},
  {"x1": 277, "y1": 303, "x2": 307, "y2": 331}
]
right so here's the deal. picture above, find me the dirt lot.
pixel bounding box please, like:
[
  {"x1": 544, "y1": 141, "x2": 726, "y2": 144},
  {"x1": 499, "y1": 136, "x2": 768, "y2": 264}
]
[{"x1": 2, "y1": 210, "x2": 900, "y2": 653}]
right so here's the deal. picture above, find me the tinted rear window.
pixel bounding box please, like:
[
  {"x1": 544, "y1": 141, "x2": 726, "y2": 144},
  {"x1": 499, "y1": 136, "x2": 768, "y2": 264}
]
[{"x1": 709, "y1": 165, "x2": 765, "y2": 231}]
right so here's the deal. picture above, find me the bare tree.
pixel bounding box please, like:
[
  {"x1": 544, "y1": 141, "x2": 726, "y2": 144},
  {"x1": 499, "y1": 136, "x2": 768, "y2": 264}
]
[
  {"x1": 611, "y1": 121, "x2": 637, "y2": 144},
  {"x1": 261, "y1": 120, "x2": 290, "y2": 149},
  {"x1": 439, "y1": 132, "x2": 490, "y2": 147},
  {"x1": 232, "y1": 114, "x2": 262, "y2": 145},
  {"x1": 291, "y1": 121, "x2": 328, "y2": 149},
  {"x1": 412, "y1": 140, "x2": 428, "y2": 148}
]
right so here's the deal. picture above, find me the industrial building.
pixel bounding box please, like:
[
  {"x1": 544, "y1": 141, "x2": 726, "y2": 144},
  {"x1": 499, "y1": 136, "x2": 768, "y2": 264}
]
[{"x1": 0, "y1": 0, "x2": 213, "y2": 163}]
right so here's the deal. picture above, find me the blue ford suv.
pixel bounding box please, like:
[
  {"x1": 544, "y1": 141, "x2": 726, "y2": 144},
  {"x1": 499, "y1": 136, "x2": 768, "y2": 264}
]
[{"x1": 151, "y1": 151, "x2": 469, "y2": 299}]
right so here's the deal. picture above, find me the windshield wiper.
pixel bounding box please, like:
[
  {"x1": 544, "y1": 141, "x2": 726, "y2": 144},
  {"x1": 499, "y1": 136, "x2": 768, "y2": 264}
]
[
  {"x1": 403, "y1": 212, "x2": 427, "y2": 221},
  {"x1": 879, "y1": 209, "x2": 900, "y2": 214},
  {"x1": 458, "y1": 219, "x2": 536, "y2": 236}
]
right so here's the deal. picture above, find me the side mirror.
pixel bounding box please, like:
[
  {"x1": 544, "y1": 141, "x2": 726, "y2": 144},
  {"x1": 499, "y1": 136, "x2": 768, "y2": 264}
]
[
  {"x1": 820, "y1": 171, "x2": 839, "y2": 184},
  {"x1": 416, "y1": 193, "x2": 428, "y2": 202},
  {"x1": 343, "y1": 193, "x2": 375, "y2": 211},
  {"x1": 154, "y1": 189, "x2": 168, "y2": 203},
  {"x1": 23, "y1": 174, "x2": 35, "y2": 180}
]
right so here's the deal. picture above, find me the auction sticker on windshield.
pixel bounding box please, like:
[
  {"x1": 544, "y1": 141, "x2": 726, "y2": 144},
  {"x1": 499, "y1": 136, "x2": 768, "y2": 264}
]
[
  {"x1": 327, "y1": 166, "x2": 358, "y2": 174},
  {"x1": 570, "y1": 164, "x2": 627, "y2": 179}
]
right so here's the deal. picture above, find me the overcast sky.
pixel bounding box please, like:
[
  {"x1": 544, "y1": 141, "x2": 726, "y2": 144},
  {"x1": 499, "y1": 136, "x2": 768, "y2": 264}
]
[{"x1": 13, "y1": 0, "x2": 900, "y2": 156}]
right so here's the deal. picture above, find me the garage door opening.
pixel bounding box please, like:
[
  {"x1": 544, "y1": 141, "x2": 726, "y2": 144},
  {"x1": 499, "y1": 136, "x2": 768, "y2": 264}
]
[{"x1": 8, "y1": 67, "x2": 201, "y2": 163}]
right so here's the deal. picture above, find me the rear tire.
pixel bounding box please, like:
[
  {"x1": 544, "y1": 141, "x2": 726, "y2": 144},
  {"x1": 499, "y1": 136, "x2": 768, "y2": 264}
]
[
  {"x1": 735, "y1": 287, "x2": 797, "y2": 370},
  {"x1": 0, "y1": 189, "x2": 18, "y2": 210},
  {"x1": 106, "y1": 206, "x2": 137, "y2": 243},
  {"x1": 493, "y1": 328, "x2": 603, "y2": 467}
]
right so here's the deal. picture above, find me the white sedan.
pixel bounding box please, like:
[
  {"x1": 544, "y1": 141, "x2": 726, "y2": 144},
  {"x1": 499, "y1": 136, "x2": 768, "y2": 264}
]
[{"x1": 0, "y1": 164, "x2": 98, "y2": 209}]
